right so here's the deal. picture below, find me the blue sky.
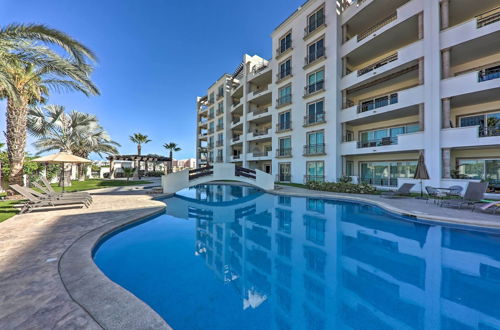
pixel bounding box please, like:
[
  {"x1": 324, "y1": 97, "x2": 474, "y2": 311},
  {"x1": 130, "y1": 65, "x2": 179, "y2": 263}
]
[{"x1": 0, "y1": 0, "x2": 305, "y2": 160}]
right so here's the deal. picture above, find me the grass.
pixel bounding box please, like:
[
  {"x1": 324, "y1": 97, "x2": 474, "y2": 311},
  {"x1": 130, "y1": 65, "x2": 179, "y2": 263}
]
[
  {"x1": 0, "y1": 200, "x2": 20, "y2": 223},
  {"x1": 50, "y1": 179, "x2": 152, "y2": 193}
]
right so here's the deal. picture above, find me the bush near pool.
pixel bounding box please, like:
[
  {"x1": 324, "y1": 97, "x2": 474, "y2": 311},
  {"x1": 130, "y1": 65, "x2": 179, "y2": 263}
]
[{"x1": 305, "y1": 181, "x2": 377, "y2": 194}]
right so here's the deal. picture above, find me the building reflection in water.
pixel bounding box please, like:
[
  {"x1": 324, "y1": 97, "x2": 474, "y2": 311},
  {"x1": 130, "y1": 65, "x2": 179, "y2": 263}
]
[{"x1": 165, "y1": 185, "x2": 500, "y2": 329}]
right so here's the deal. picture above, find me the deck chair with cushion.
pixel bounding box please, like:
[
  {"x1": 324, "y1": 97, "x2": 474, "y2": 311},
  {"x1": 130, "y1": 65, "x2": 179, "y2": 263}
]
[
  {"x1": 381, "y1": 183, "x2": 415, "y2": 198},
  {"x1": 441, "y1": 182, "x2": 488, "y2": 209},
  {"x1": 40, "y1": 176, "x2": 92, "y2": 200},
  {"x1": 472, "y1": 201, "x2": 500, "y2": 214},
  {"x1": 31, "y1": 182, "x2": 93, "y2": 204},
  {"x1": 10, "y1": 184, "x2": 90, "y2": 214}
]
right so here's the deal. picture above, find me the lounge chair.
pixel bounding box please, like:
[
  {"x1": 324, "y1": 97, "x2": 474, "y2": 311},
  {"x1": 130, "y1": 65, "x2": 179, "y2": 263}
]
[
  {"x1": 31, "y1": 182, "x2": 93, "y2": 204},
  {"x1": 381, "y1": 183, "x2": 415, "y2": 198},
  {"x1": 441, "y1": 182, "x2": 488, "y2": 209},
  {"x1": 425, "y1": 186, "x2": 445, "y2": 204},
  {"x1": 472, "y1": 201, "x2": 500, "y2": 214},
  {"x1": 10, "y1": 184, "x2": 90, "y2": 214},
  {"x1": 446, "y1": 185, "x2": 463, "y2": 197},
  {"x1": 39, "y1": 176, "x2": 92, "y2": 200}
]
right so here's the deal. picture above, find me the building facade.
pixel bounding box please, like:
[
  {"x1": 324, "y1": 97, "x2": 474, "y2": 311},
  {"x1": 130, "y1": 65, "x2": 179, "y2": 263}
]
[{"x1": 196, "y1": 0, "x2": 500, "y2": 191}]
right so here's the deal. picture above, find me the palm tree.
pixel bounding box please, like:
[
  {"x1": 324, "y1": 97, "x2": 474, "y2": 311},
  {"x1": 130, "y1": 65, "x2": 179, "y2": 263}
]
[
  {"x1": 163, "y1": 142, "x2": 181, "y2": 174},
  {"x1": 122, "y1": 167, "x2": 135, "y2": 181},
  {"x1": 129, "y1": 133, "x2": 151, "y2": 156},
  {"x1": 0, "y1": 24, "x2": 99, "y2": 185},
  {"x1": 28, "y1": 105, "x2": 119, "y2": 184}
]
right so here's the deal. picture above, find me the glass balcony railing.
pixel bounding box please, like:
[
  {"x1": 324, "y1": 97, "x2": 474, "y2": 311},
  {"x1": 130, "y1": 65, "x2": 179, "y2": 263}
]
[
  {"x1": 303, "y1": 144, "x2": 326, "y2": 156},
  {"x1": 357, "y1": 136, "x2": 398, "y2": 148},
  {"x1": 478, "y1": 65, "x2": 500, "y2": 82},
  {"x1": 358, "y1": 93, "x2": 398, "y2": 113},
  {"x1": 479, "y1": 127, "x2": 500, "y2": 137}
]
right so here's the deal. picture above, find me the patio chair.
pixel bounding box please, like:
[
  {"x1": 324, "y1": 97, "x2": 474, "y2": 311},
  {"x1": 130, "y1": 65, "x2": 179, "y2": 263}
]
[
  {"x1": 381, "y1": 183, "x2": 415, "y2": 198},
  {"x1": 10, "y1": 184, "x2": 90, "y2": 214},
  {"x1": 40, "y1": 176, "x2": 92, "y2": 200},
  {"x1": 441, "y1": 182, "x2": 488, "y2": 209},
  {"x1": 446, "y1": 185, "x2": 463, "y2": 197},
  {"x1": 472, "y1": 201, "x2": 500, "y2": 215},
  {"x1": 425, "y1": 186, "x2": 445, "y2": 204},
  {"x1": 31, "y1": 182, "x2": 93, "y2": 204}
]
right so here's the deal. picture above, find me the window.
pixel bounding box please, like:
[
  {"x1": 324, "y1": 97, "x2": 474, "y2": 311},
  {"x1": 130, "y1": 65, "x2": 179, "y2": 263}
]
[
  {"x1": 278, "y1": 137, "x2": 292, "y2": 157},
  {"x1": 304, "y1": 215, "x2": 325, "y2": 245},
  {"x1": 278, "y1": 85, "x2": 292, "y2": 106},
  {"x1": 279, "y1": 32, "x2": 292, "y2": 54},
  {"x1": 346, "y1": 161, "x2": 354, "y2": 177},
  {"x1": 278, "y1": 111, "x2": 291, "y2": 131},
  {"x1": 305, "y1": 131, "x2": 325, "y2": 155},
  {"x1": 359, "y1": 93, "x2": 398, "y2": 112},
  {"x1": 209, "y1": 121, "x2": 214, "y2": 134},
  {"x1": 459, "y1": 111, "x2": 500, "y2": 137},
  {"x1": 279, "y1": 59, "x2": 292, "y2": 80},
  {"x1": 306, "y1": 7, "x2": 325, "y2": 35},
  {"x1": 306, "y1": 38, "x2": 325, "y2": 65},
  {"x1": 304, "y1": 246, "x2": 326, "y2": 278},
  {"x1": 209, "y1": 107, "x2": 214, "y2": 118},
  {"x1": 217, "y1": 85, "x2": 224, "y2": 98},
  {"x1": 278, "y1": 162, "x2": 291, "y2": 181},
  {"x1": 217, "y1": 102, "x2": 224, "y2": 114},
  {"x1": 278, "y1": 195, "x2": 291, "y2": 206},
  {"x1": 306, "y1": 161, "x2": 324, "y2": 182},
  {"x1": 360, "y1": 161, "x2": 417, "y2": 186},
  {"x1": 306, "y1": 198, "x2": 324, "y2": 213},
  {"x1": 306, "y1": 69, "x2": 324, "y2": 94},
  {"x1": 276, "y1": 234, "x2": 292, "y2": 258},
  {"x1": 359, "y1": 124, "x2": 420, "y2": 148},
  {"x1": 458, "y1": 159, "x2": 500, "y2": 182},
  {"x1": 305, "y1": 100, "x2": 325, "y2": 125},
  {"x1": 209, "y1": 92, "x2": 215, "y2": 104}
]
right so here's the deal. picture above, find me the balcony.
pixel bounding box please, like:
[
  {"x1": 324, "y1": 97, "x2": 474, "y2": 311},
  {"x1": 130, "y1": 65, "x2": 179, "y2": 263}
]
[
  {"x1": 304, "y1": 80, "x2": 325, "y2": 97},
  {"x1": 247, "y1": 150, "x2": 272, "y2": 161},
  {"x1": 216, "y1": 140, "x2": 224, "y2": 147},
  {"x1": 231, "y1": 117, "x2": 242, "y2": 127},
  {"x1": 276, "y1": 174, "x2": 291, "y2": 182},
  {"x1": 216, "y1": 92, "x2": 224, "y2": 100},
  {"x1": 304, "y1": 175, "x2": 325, "y2": 183},
  {"x1": 276, "y1": 95, "x2": 292, "y2": 108},
  {"x1": 441, "y1": 65, "x2": 500, "y2": 98},
  {"x1": 247, "y1": 128, "x2": 271, "y2": 140},
  {"x1": 303, "y1": 113, "x2": 326, "y2": 127},
  {"x1": 208, "y1": 128, "x2": 214, "y2": 134},
  {"x1": 304, "y1": 48, "x2": 326, "y2": 68},
  {"x1": 358, "y1": 13, "x2": 397, "y2": 41},
  {"x1": 442, "y1": 6, "x2": 500, "y2": 49},
  {"x1": 232, "y1": 135, "x2": 241, "y2": 143},
  {"x1": 231, "y1": 101, "x2": 243, "y2": 112},
  {"x1": 248, "y1": 107, "x2": 270, "y2": 121},
  {"x1": 216, "y1": 124, "x2": 224, "y2": 132},
  {"x1": 208, "y1": 142, "x2": 214, "y2": 149},
  {"x1": 304, "y1": 15, "x2": 326, "y2": 40},
  {"x1": 216, "y1": 108, "x2": 224, "y2": 116},
  {"x1": 441, "y1": 126, "x2": 500, "y2": 148},
  {"x1": 341, "y1": 131, "x2": 424, "y2": 155},
  {"x1": 276, "y1": 148, "x2": 292, "y2": 158},
  {"x1": 208, "y1": 113, "x2": 215, "y2": 120},
  {"x1": 358, "y1": 53, "x2": 398, "y2": 77},
  {"x1": 230, "y1": 154, "x2": 241, "y2": 162},
  {"x1": 276, "y1": 122, "x2": 292, "y2": 133},
  {"x1": 341, "y1": 85, "x2": 423, "y2": 124},
  {"x1": 303, "y1": 144, "x2": 326, "y2": 156}
]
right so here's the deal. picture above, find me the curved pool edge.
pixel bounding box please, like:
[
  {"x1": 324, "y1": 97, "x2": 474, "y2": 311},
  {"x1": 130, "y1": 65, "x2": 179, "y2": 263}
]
[{"x1": 58, "y1": 203, "x2": 172, "y2": 330}]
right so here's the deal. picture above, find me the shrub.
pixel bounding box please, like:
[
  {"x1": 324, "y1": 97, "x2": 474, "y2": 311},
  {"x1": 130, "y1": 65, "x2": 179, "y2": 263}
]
[{"x1": 306, "y1": 181, "x2": 377, "y2": 194}]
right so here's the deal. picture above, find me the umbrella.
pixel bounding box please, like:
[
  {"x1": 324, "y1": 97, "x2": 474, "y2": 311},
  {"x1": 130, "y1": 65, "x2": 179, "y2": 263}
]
[
  {"x1": 32, "y1": 152, "x2": 91, "y2": 192},
  {"x1": 414, "y1": 151, "x2": 430, "y2": 198}
]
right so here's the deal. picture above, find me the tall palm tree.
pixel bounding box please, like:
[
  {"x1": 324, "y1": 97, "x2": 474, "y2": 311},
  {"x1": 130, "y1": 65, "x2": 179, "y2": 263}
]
[
  {"x1": 0, "y1": 24, "x2": 99, "y2": 185},
  {"x1": 28, "y1": 105, "x2": 119, "y2": 184},
  {"x1": 129, "y1": 133, "x2": 151, "y2": 156},
  {"x1": 163, "y1": 142, "x2": 181, "y2": 174}
]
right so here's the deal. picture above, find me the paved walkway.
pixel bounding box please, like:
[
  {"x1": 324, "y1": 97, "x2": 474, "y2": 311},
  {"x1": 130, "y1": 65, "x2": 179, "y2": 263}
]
[
  {"x1": 275, "y1": 185, "x2": 500, "y2": 229},
  {"x1": 0, "y1": 183, "x2": 166, "y2": 329}
]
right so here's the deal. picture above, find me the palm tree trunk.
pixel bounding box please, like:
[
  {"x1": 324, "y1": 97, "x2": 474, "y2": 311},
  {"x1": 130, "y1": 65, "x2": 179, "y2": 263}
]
[
  {"x1": 6, "y1": 98, "x2": 28, "y2": 186},
  {"x1": 169, "y1": 150, "x2": 173, "y2": 174}
]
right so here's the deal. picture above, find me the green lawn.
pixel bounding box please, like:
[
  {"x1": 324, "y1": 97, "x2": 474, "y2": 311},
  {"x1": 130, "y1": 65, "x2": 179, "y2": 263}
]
[
  {"x1": 50, "y1": 179, "x2": 152, "y2": 192},
  {"x1": 0, "y1": 200, "x2": 20, "y2": 223}
]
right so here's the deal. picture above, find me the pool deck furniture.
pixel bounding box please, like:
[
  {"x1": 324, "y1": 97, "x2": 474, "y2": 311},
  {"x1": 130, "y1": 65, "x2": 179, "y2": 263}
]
[
  {"x1": 2, "y1": 182, "x2": 500, "y2": 329},
  {"x1": 40, "y1": 176, "x2": 92, "y2": 200},
  {"x1": 472, "y1": 201, "x2": 500, "y2": 214},
  {"x1": 32, "y1": 182, "x2": 93, "y2": 203},
  {"x1": 381, "y1": 183, "x2": 415, "y2": 198},
  {"x1": 9, "y1": 184, "x2": 90, "y2": 214},
  {"x1": 425, "y1": 186, "x2": 446, "y2": 205},
  {"x1": 441, "y1": 182, "x2": 489, "y2": 209}
]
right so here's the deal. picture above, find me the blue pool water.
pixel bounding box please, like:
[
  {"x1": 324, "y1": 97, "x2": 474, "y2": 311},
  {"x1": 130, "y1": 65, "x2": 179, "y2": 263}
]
[{"x1": 94, "y1": 184, "x2": 500, "y2": 329}]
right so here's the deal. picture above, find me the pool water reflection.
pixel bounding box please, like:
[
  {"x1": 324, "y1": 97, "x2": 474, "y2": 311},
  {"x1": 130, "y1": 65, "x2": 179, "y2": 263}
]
[{"x1": 94, "y1": 184, "x2": 500, "y2": 329}]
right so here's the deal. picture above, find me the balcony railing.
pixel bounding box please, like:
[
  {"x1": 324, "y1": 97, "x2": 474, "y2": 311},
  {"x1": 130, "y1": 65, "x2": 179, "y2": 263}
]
[
  {"x1": 276, "y1": 43, "x2": 292, "y2": 56},
  {"x1": 304, "y1": 175, "x2": 325, "y2": 183},
  {"x1": 304, "y1": 48, "x2": 326, "y2": 66},
  {"x1": 208, "y1": 143, "x2": 214, "y2": 149},
  {"x1": 216, "y1": 156, "x2": 224, "y2": 163},
  {"x1": 216, "y1": 109, "x2": 224, "y2": 115},
  {"x1": 199, "y1": 131, "x2": 208, "y2": 137},
  {"x1": 477, "y1": 6, "x2": 500, "y2": 28},
  {"x1": 209, "y1": 113, "x2": 215, "y2": 119},
  {"x1": 304, "y1": 113, "x2": 326, "y2": 126},
  {"x1": 304, "y1": 15, "x2": 325, "y2": 38},
  {"x1": 304, "y1": 80, "x2": 325, "y2": 96},
  {"x1": 248, "y1": 128, "x2": 270, "y2": 137},
  {"x1": 360, "y1": 177, "x2": 398, "y2": 187},
  {"x1": 358, "y1": 12, "x2": 397, "y2": 41},
  {"x1": 479, "y1": 127, "x2": 500, "y2": 137},
  {"x1": 357, "y1": 136, "x2": 398, "y2": 148},
  {"x1": 252, "y1": 87, "x2": 268, "y2": 96},
  {"x1": 277, "y1": 95, "x2": 292, "y2": 107},
  {"x1": 216, "y1": 140, "x2": 224, "y2": 147},
  {"x1": 208, "y1": 128, "x2": 214, "y2": 134},
  {"x1": 251, "y1": 62, "x2": 269, "y2": 75},
  {"x1": 357, "y1": 53, "x2": 398, "y2": 77},
  {"x1": 303, "y1": 144, "x2": 326, "y2": 156},
  {"x1": 276, "y1": 69, "x2": 292, "y2": 81},
  {"x1": 251, "y1": 108, "x2": 269, "y2": 116},
  {"x1": 276, "y1": 122, "x2": 292, "y2": 133},
  {"x1": 252, "y1": 150, "x2": 271, "y2": 157},
  {"x1": 358, "y1": 93, "x2": 398, "y2": 113},
  {"x1": 232, "y1": 154, "x2": 241, "y2": 160},
  {"x1": 276, "y1": 174, "x2": 291, "y2": 182},
  {"x1": 216, "y1": 92, "x2": 224, "y2": 100},
  {"x1": 276, "y1": 148, "x2": 292, "y2": 158},
  {"x1": 478, "y1": 65, "x2": 500, "y2": 82},
  {"x1": 232, "y1": 117, "x2": 241, "y2": 125},
  {"x1": 216, "y1": 124, "x2": 224, "y2": 131},
  {"x1": 232, "y1": 135, "x2": 241, "y2": 142}
]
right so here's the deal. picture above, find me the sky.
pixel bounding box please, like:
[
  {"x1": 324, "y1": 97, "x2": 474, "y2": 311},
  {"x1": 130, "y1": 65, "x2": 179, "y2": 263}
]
[{"x1": 0, "y1": 0, "x2": 305, "y2": 160}]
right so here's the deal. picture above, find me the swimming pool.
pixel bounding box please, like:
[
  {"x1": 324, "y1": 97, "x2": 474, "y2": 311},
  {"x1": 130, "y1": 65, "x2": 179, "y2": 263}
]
[{"x1": 94, "y1": 184, "x2": 500, "y2": 329}]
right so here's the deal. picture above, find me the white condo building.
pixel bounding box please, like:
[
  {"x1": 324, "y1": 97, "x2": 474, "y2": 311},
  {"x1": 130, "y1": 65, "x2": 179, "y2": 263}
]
[{"x1": 196, "y1": 0, "x2": 500, "y2": 191}]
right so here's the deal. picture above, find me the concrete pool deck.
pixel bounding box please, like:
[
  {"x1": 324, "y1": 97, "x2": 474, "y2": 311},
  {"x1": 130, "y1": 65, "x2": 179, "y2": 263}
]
[{"x1": 1, "y1": 181, "x2": 499, "y2": 329}]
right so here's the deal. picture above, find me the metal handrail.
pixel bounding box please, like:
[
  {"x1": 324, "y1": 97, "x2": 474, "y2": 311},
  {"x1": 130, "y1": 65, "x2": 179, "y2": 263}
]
[
  {"x1": 303, "y1": 144, "x2": 326, "y2": 155},
  {"x1": 304, "y1": 113, "x2": 326, "y2": 126},
  {"x1": 277, "y1": 95, "x2": 292, "y2": 107},
  {"x1": 358, "y1": 13, "x2": 397, "y2": 41},
  {"x1": 276, "y1": 122, "x2": 292, "y2": 132},
  {"x1": 477, "y1": 6, "x2": 500, "y2": 28},
  {"x1": 304, "y1": 15, "x2": 326, "y2": 37},
  {"x1": 304, "y1": 47, "x2": 326, "y2": 66},
  {"x1": 357, "y1": 92, "x2": 398, "y2": 113},
  {"x1": 478, "y1": 65, "x2": 500, "y2": 82},
  {"x1": 276, "y1": 148, "x2": 292, "y2": 157},
  {"x1": 357, "y1": 53, "x2": 398, "y2": 76},
  {"x1": 357, "y1": 136, "x2": 398, "y2": 148},
  {"x1": 304, "y1": 80, "x2": 325, "y2": 96}
]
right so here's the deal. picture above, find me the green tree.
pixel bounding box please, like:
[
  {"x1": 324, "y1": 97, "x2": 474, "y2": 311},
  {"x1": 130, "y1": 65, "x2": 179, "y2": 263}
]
[
  {"x1": 122, "y1": 167, "x2": 135, "y2": 181},
  {"x1": 163, "y1": 142, "x2": 181, "y2": 173},
  {"x1": 0, "y1": 24, "x2": 99, "y2": 186},
  {"x1": 129, "y1": 133, "x2": 151, "y2": 156}
]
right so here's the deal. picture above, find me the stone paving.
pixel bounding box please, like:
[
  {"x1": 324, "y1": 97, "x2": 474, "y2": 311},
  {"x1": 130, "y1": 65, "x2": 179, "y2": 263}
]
[
  {"x1": 0, "y1": 183, "x2": 167, "y2": 329},
  {"x1": 1, "y1": 181, "x2": 499, "y2": 329}
]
